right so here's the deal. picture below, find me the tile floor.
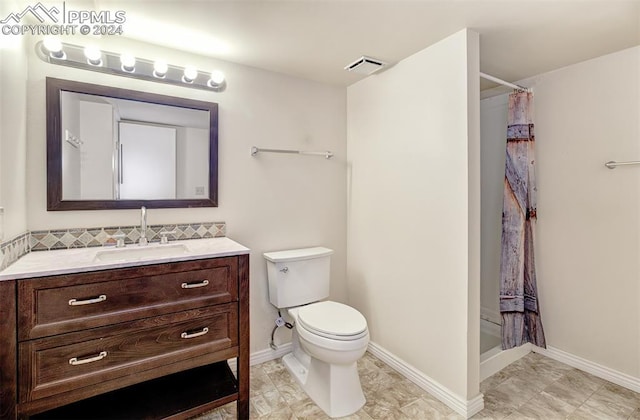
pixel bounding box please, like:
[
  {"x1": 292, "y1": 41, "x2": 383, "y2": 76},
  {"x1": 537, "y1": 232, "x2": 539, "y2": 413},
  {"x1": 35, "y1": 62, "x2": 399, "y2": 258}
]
[{"x1": 195, "y1": 352, "x2": 640, "y2": 419}]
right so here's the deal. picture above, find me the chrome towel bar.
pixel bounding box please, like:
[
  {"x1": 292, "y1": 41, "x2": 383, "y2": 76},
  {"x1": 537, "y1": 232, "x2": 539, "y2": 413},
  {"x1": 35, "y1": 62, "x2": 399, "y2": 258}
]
[
  {"x1": 605, "y1": 160, "x2": 640, "y2": 169},
  {"x1": 251, "y1": 146, "x2": 333, "y2": 159}
]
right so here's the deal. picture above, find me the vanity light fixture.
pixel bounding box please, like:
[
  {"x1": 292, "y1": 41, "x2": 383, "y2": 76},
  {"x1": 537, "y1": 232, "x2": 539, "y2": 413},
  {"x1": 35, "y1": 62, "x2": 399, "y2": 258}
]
[
  {"x1": 182, "y1": 66, "x2": 198, "y2": 84},
  {"x1": 42, "y1": 37, "x2": 66, "y2": 60},
  {"x1": 120, "y1": 54, "x2": 136, "y2": 73},
  {"x1": 83, "y1": 45, "x2": 103, "y2": 66},
  {"x1": 208, "y1": 70, "x2": 225, "y2": 87},
  {"x1": 153, "y1": 60, "x2": 168, "y2": 78},
  {"x1": 35, "y1": 39, "x2": 227, "y2": 92}
]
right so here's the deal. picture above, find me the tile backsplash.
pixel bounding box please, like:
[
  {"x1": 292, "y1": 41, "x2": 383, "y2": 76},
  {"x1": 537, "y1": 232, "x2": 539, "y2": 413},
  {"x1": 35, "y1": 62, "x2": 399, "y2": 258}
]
[
  {"x1": 0, "y1": 232, "x2": 30, "y2": 271},
  {"x1": 0, "y1": 222, "x2": 226, "y2": 271}
]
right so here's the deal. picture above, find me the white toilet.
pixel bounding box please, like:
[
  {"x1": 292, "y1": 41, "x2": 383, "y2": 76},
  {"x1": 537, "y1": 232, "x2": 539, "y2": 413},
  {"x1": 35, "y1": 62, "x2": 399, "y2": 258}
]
[{"x1": 264, "y1": 247, "x2": 370, "y2": 418}]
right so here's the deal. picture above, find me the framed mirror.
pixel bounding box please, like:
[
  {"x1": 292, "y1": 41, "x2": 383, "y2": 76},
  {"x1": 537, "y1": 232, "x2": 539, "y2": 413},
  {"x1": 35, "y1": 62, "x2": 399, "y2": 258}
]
[{"x1": 46, "y1": 77, "x2": 218, "y2": 210}]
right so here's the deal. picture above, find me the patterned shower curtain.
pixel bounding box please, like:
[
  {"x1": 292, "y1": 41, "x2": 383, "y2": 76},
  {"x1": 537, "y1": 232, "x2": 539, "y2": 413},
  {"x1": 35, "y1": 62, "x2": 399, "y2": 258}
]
[{"x1": 499, "y1": 91, "x2": 546, "y2": 350}]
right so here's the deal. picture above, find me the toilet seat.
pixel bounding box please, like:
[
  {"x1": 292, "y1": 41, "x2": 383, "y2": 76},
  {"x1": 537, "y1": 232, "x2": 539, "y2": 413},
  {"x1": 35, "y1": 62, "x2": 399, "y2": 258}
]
[{"x1": 297, "y1": 301, "x2": 368, "y2": 341}]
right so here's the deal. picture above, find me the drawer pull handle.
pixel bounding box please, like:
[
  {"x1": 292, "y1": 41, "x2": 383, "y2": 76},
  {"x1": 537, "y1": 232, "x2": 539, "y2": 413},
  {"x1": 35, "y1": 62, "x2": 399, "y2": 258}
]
[
  {"x1": 69, "y1": 351, "x2": 107, "y2": 366},
  {"x1": 181, "y1": 280, "x2": 209, "y2": 289},
  {"x1": 68, "y1": 294, "x2": 107, "y2": 306},
  {"x1": 181, "y1": 327, "x2": 209, "y2": 339}
]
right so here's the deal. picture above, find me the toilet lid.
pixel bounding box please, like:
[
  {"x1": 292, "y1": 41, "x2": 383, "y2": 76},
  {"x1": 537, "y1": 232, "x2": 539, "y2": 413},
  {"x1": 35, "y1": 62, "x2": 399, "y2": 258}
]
[{"x1": 297, "y1": 301, "x2": 367, "y2": 338}]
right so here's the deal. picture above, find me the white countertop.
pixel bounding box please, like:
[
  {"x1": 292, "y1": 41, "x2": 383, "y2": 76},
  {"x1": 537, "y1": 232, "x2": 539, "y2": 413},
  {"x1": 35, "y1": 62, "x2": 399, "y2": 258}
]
[{"x1": 0, "y1": 237, "x2": 250, "y2": 281}]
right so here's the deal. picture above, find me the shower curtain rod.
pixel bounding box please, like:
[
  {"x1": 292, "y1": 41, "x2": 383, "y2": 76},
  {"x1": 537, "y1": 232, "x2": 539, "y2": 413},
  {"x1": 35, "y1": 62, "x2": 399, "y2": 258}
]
[{"x1": 480, "y1": 72, "x2": 528, "y2": 91}]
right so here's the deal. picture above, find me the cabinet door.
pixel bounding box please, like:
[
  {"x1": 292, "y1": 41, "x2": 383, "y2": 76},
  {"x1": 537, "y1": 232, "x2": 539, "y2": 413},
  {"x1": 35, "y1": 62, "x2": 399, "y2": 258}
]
[
  {"x1": 19, "y1": 258, "x2": 238, "y2": 340},
  {"x1": 118, "y1": 122, "x2": 176, "y2": 200},
  {"x1": 19, "y1": 304, "x2": 238, "y2": 403}
]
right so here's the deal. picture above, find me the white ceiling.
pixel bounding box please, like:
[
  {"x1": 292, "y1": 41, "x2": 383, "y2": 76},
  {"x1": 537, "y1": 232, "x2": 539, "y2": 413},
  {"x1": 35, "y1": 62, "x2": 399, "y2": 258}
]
[{"x1": 84, "y1": 1, "x2": 640, "y2": 89}]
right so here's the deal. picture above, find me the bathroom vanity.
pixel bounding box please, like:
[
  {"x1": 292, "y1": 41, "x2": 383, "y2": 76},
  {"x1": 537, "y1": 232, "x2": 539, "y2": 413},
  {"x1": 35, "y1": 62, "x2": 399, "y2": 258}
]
[{"x1": 0, "y1": 237, "x2": 249, "y2": 420}]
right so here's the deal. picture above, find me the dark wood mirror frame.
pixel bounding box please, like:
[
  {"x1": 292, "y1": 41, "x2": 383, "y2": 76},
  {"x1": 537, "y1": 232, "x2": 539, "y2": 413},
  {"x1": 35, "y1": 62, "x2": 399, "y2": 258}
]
[{"x1": 46, "y1": 77, "x2": 219, "y2": 210}]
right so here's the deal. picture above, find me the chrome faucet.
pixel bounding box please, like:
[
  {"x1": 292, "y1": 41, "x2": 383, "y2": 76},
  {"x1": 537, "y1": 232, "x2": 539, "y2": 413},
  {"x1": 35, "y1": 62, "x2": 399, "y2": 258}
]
[{"x1": 139, "y1": 206, "x2": 148, "y2": 246}]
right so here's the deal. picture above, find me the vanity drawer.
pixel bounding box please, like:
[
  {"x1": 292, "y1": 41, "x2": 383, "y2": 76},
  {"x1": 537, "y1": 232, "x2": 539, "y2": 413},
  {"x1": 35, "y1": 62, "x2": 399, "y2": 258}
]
[
  {"x1": 19, "y1": 303, "x2": 238, "y2": 403},
  {"x1": 18, "y1": 257, "x2": 238, "y2": 340}
]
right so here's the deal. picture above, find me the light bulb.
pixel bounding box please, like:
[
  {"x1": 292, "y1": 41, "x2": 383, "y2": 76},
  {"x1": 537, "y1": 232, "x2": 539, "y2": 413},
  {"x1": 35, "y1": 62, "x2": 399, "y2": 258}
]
[
  {"x1": 43, "y1": 37, "x2": 65, "y2": 59},
  {"x1": 182, "y1": 66, "x2": 198, "y2": 83},
  {"x1": 208, "y1": 70, "x2": 225, "y2": 85},
  {"x1": 84, "y1": 45, "x2": 102, "y2": 66},
  {"x1": 43, "y1": 37, "x2": 61, "y2": 52},
  {"x1": 153, "y1": 60, "x2": 168, "y2": 78},
  {"x1": 120, "y1": 54, "x2": 136, "y2": 72}
]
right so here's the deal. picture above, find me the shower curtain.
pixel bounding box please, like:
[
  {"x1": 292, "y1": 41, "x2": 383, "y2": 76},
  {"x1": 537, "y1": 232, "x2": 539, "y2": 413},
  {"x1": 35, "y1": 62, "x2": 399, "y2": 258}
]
[{"x1": 499, "y1": 91, "x2": 546, "y2": 350}]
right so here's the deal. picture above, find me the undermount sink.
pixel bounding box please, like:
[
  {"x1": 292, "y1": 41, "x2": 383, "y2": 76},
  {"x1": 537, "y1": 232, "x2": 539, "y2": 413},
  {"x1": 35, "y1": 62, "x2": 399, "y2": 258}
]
[{"x1": 94, "y1": 243, "x2": 189, "y2": 262}]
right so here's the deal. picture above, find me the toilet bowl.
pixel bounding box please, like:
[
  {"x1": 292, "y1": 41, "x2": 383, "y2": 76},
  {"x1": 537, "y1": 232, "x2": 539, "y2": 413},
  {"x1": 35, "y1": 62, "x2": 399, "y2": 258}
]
[
  {"x1": 263, "y1": 247, "x2": 370, "y2": 418},
  {"x1": 284, "y1": 301, "x2": 369, "y2": 418}
]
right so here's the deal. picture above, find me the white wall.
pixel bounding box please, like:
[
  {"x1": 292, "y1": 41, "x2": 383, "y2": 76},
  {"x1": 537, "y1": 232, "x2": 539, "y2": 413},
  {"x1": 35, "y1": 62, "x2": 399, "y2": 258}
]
[
  {"x1": 61, "y1": 92, "x2": 82, "y2": 200},
  {"x1": 79, "y1": 101, "x2": 114, "y2": 200},
  {"x1": 0, "y1": 0, "x2": 28, "y2": 240},
  {"x1": 347, "y1": 29, "x2": 481, "y2": 401},
  {"x1": 529, "y1": 46, "x2": 640, "y2": 378},
  {"x1": 24, "y1": 36, "x2": 347, "y2": 354},
  {"x1": 176, "y1": 127, "x2": 209, "y2": 199}
]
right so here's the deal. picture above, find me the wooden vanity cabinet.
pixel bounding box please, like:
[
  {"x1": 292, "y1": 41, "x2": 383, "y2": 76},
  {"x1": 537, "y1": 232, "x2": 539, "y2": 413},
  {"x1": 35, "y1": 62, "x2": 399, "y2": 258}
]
[{"x1": 0, "y1": 254, "x2": 249, "y2": 420}]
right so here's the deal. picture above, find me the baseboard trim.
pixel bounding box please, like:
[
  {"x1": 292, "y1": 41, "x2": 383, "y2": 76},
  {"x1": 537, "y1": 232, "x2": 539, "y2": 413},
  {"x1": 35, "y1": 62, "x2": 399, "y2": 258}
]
[
  {"x1": 226, "y1": 343, "x2": 294, "y2": 376},
  {"x1": 480, "y1": 343, "x2": 531, "y2": 381},
  {"x1": 250, "y1": 343, "x2": 293, "y2": 366},
  {"x1": 368, "y1": 341, "x2": 483, "y2": 419},
  {"x1": 532, "y1": 345, "x2": 640, "y2": 393}
]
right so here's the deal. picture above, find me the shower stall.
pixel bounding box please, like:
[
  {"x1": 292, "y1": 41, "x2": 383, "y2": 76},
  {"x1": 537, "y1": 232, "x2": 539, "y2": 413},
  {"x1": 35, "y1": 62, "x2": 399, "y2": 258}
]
[{"x1": 479, "y1": 88, "x2": 532, "y2": 380}]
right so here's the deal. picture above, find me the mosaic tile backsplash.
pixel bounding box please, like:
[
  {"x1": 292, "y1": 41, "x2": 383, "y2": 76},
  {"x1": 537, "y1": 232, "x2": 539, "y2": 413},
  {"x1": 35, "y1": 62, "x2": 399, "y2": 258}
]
[
  {"x1": 0, "y1": 232, "x2": 30, "y2": 271},
  {"x1": 0, "y1": 222, "x2": 226, "y2": 270},
  {"x1": 30, "y1": 222, "x2": 226, "y2": 251}
]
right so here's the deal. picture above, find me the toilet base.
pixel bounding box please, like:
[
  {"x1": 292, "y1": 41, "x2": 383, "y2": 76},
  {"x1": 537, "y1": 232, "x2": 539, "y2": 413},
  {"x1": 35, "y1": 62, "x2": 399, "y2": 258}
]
[
  {"x1": 282, "y1": 352, "x2": 309, "y2": 385},
  {"x1": 283, "y1": 353, "x2": 366, "y2": 418}
]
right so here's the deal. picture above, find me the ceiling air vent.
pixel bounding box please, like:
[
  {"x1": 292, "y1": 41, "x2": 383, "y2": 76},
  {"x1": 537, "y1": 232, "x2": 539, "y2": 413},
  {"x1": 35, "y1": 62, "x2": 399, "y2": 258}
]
[{"x1": 344, "y1": 56, "x2": 387, "y2": 75}]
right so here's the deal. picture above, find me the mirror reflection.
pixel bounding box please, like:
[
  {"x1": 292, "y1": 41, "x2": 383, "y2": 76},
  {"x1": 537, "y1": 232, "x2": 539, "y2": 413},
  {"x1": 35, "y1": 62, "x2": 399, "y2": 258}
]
[
  {"x1": 60, "y1": 91, "x2": 210, "y2": 201},
  {"x1": 47, "y1": 77, "x2": 218, "y2": 210}
]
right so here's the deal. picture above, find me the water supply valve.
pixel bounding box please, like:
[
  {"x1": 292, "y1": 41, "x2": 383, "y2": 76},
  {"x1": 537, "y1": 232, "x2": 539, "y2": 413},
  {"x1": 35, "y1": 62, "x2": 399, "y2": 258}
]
[
  {"x1": 269, "y1": 311, "x2": 294, "y2": 350},
  {"x1": 275, "y1": 315, "x2": 293, "y2": 329}
]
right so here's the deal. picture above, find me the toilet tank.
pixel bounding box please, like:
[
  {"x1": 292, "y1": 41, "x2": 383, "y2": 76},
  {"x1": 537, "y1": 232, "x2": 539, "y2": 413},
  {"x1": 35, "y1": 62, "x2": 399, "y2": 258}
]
[{"x1": 264, "y1": 247, "x2": 333, "y2": 308}]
